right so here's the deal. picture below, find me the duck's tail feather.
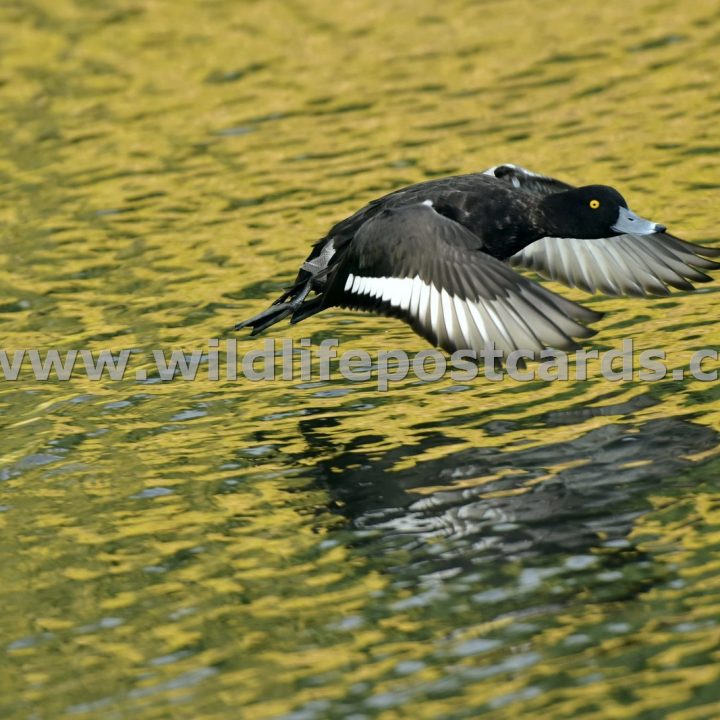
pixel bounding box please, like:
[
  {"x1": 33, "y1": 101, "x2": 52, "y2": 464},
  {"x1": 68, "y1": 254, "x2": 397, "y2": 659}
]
[{"x1": 235, "y1": 279, "x2": 317, "y2": 335}]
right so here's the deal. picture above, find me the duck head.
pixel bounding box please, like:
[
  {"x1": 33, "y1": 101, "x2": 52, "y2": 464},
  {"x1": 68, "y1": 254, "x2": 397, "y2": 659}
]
[{"x1": 539, "y1": 185, "x2": 666, "y2": 239}]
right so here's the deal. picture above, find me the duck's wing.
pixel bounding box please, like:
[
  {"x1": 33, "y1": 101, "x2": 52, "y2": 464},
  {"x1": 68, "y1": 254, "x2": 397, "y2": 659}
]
[
  {"x1": 483, "y1": 164, "x2": 574, "y2": 196},
  {"x1": 509, "y1": 232, "x2": 720, "y2": 297},
  {"x1": 324, "y1": 203, "x2": 602, "y2": 358}
]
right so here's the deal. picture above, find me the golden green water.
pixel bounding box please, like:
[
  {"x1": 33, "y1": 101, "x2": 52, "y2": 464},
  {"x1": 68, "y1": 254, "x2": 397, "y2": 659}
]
[{"x1": 2, "y1": 0, "x2": 720, "y2": 717}]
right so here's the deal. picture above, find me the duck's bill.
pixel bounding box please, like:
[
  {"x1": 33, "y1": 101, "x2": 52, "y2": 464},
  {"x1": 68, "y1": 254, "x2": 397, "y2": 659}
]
[{"x1": 612, "y1": 206, "x2": 666, "y2": 235}]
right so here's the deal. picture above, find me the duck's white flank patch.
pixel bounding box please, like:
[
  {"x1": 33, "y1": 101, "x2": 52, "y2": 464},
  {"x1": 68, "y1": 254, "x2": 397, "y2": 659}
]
[
  {"x1": 301, "y1": 238, "x2": 335, "y2": 274},
  {"x1": 501, "y1": 163, "x2": 543, "y2": 178},
  {"x1": 483, "y1": 163, "x2": 544, "y2": 185},
  {"x1": 422, "y1": 199, "x2": 434, "y2": 207}
]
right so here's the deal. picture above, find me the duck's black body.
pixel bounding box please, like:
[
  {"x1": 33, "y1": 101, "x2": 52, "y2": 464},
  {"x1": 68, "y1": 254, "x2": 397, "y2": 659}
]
[{"x1": 237, "y1": 164, "x2": 720, "y2": 358}]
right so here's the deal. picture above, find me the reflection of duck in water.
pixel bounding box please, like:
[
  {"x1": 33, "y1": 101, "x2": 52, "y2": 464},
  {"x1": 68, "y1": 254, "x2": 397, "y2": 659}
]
[
  {"x1": 237, "y1": 164, "x2": 719, "y2": 359},
  {"x1": 297, "y1": 404, "x2": 717, "y2": 563}
]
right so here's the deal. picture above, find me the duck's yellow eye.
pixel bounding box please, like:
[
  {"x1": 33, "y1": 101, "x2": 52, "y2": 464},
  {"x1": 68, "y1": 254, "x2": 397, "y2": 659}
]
[{"x1": 589, "y1": 199, "x2": 600, "y2": 209}]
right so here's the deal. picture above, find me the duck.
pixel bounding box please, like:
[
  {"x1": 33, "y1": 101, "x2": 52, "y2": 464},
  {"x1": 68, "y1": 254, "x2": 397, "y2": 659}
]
[{"x1": 235, "y1": 164, "x2": 720, "y2": 358}]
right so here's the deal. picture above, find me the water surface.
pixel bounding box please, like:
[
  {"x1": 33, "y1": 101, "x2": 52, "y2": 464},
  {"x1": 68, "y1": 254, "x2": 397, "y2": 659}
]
[{"x1": 1, "y1": 1, "x2": 720, "y2": 718}]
